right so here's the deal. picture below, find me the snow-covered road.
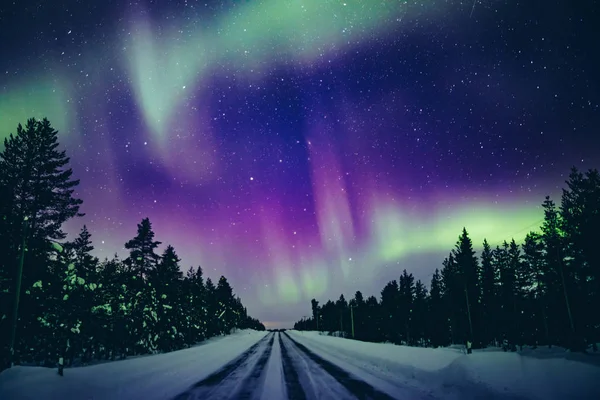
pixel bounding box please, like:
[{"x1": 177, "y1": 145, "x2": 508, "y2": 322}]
[
  {"x1": 173, "y1": 333, "x2": 275, "y2": 399},
  {"x1": 279, "y1": 331, "x2": 396, "y2": 400},
  {"x1": 172, "y1": 331, "x2": 404, "y2": 400}
]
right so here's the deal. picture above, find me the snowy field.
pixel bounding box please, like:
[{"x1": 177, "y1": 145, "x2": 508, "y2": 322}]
[
  {"x1": 287, "y1": 330, "x2": 600, "y2": 400},
  {"x1": 1, "y1": 329, "x2": 599, "y2": 399},
  {"x1": 0, "y1": 330, "x2": 268, "y2": 400}
]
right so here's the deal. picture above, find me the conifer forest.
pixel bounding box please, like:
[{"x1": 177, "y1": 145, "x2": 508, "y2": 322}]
[
  {"x1": 294, "y1": 170, "x2": 600, "y2": 353},
  {"x1": 0, "y1": 118, "x2": 265, "y2": 371}
]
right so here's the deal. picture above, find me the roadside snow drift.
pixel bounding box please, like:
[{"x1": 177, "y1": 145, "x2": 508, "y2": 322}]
[
  {"x1": 287, "y1": 331, "x2": 600, "y2": 400},
  {"x1": 0, "y1": 330, "x2": 268, "y2": 400}
]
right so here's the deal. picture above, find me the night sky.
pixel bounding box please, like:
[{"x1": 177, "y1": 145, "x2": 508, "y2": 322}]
[{"x1": 1, "y1": 0, "x2": 599, "y2": 328}]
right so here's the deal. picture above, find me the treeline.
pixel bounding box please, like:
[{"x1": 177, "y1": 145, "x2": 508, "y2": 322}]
[
  {"x1": 295, "y1": 168, "x2": 600, "y2": 352},
  {"x1": 0, "y1": 118, "x2": 264, "y2": 371}
]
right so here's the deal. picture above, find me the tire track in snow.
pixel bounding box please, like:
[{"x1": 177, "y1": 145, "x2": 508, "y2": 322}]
[
  {"x1": 172, "y1": 332, "x2": 273, "y2": 400},
  {"x1": 234, "y1": 333, "x2": 275, "y2": 399},
  {"x1": 283, "y1": 332, "x2": 395, "y2": 400},
  {"x1": 280, "y1": 333, "x2": 355, "y2": 400},
  {"x1": 279, "y1": 332, "x2": 307, "y2": 400}
]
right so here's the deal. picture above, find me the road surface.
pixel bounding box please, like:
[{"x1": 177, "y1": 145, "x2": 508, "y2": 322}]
[{"x1": 172, "y1": 331, "x2": 400, "y2": 400}]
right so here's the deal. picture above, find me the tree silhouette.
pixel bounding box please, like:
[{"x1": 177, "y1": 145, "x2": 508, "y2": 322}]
[
  {"x1": 124, "y1": 218, "x2": 161, "y2": 281},
  {"x1": 0, "y1": 118, "x2": 83, "y2": 367}
]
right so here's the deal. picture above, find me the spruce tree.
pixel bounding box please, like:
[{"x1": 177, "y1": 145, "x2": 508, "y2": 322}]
[
  {"x1": 124, "y1": 218, "x2": 161, "y2": 354},
  {"x1": 352, "y1": 291, "x2": 365, "y2": 339},
  {"x1": 215, "y1": 276, "x2": 235, "y2": 334},
  {"x1": 522, "y1": 232, "x2": 549, "y2": 346},
  {"x1": 336, "y1": 294, "x2": 349, "y2": 336},
  {"x1": 124, "y1": 218, "x2": 161, "y2": 281},
  {"x1": 365, "y1": 296, "x2": 380, "y2": 342},
  {"x1": 152, "y1": 245, "x2": 184, "y2": 351},
  {"x1": 412, "y1": 280, "x2": 428, "y2": 346},
  {"x1": 64, "y1": 226, "x2": 100, "y2": 363},
  {"x1": 398, "y1": 270, "x2": 415, "y2": 345},
  {"x1": 561, "y1": 168, "x2": 600, "y2": 349},
  {"x1": 441, "y1": 252, "x2": 460, "y2": 344},
  {"x1": 428, "y1": 269, "x2": 447, "y2": 347},
  {"x1": 183, "y1": 266, "x2": 206, "y2": 345},
  {"x1": 204, "y1": 278, "x2": 218, "y2": 338},
  {"x1": 541, "y1": 196, "x2": 575, "y2": 347},
  {"x1": 480, "y1": 239, "x2": 497, "y2": 346},
  {"x1": 506, "y1": 239, "x2": 522, "y2": 349},
  {"x1": 311, "y1": 298, "x2": 320, "y2": 331},
  {"x1": 453, "y1": 228, "x2": 479, "y2": 345},
  {"x1": 380, "y1": 280, "x2": 399, "y2": 343}
]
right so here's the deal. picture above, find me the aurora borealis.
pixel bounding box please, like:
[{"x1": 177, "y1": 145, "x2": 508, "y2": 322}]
[{"x1": 1, "y1": 1, "x2": 599, "y2": 328}]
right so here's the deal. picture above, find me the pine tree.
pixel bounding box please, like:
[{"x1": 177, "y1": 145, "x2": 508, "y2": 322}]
[
  {"x1": 151, "y1": 245, "x2": 184, "y2": 352},
  {"x1": 453, "y1": 228, "x2": 479, "y2": 345},
  {"x1": 506, "y1": 239, "x2": 522, "y2": 349},
  {"x1": 204, "y1": 278, "x2": 218, "y2": 337},
  {"x1": 351, "y1": 291, "x2": 365, "y2": 339},
  {"x1": 561, "y1": 168, "x2": 600, "y2": 349},
  {"x1": 311, "y1": 299, "x2": 320, "y2": 331},
  {"x1": 398, "y1": 269, "x2": 415, "y2": 345},
  {"x1": 321, "y1": 300, "x2": 337, "y2": 333},
  {"x1": 124, "y1": 218, "x2": 161, "y2": 354},
  {"x1": 428, "y1": 269, "x2": 447, "y2": 347},
  {"x1": 215, "y1": 276, "x2": 235, "y2": 334},
  {"x1": 522, "y1": 232, "x2": 549, "y2": 346},
  {"x1": 541, "y1": 196, "x2": 576, "y2": 347},
  {"x1": 124, "y1": 218, "x2": 161, "y2": 281},
  {"x1": 412, "y1": 280, "x2": 428, "y2": 346},
  {"x1": 0, "y1": 118, "x2": 83, "y2": 367},
  {"x1": 364, "y1": 296, "x2": 380, "y2": 342},
  {"x1": 380, "y1": 280, "x2": 399, "y2": 343},
  {"x1": 183, "y1": 266, "x2": 206, "y2": 345},
  {"x1": 479, "y1": 239, "x2": 497, "y2": 346},
  {"x1": 105, "y1": 255, "x2": 136, "y2": 359},
  {"x1": 441, "y1": 252, "x2": 461, "y2": 344},
  {"x1": 63, "y1": 227, "x2": 100, "y2": 363}
]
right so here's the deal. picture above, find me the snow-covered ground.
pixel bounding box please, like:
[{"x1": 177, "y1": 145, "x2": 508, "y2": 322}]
[
  {"x1": 0, "y1": 330, "x2": 268, "y2": 400},
  {"x1": 2, "y1": 329, "x2": 599, "y2": 399},
  {"x1": 287, "y1": 330, "x2": 600, "y2": 400}
]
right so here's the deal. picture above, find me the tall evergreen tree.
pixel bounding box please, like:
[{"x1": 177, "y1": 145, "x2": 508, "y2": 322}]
[
  {"x1": 441, "y1": 252, "x2": 461, "y2": 344},
  {"x1": 152, "y1": 245, "x2": 184, "y2": 351},
  {"x1": 183, "y1": 266, "x2": 206, "y2": 345},
  {"x1": 124, "y1": 218, "x2": 161, "y2": 281},
  {"x1": 311, "y1": 299, "x2": 320, "y2": 331},
  {"x1": 364, "y1": 295, "x2": 380, "y2": 342},
  {"x1": 215, "y1": 276, "x2": 234, "y2": 334},
  {"x1": 0, "y1": 118, "x2": 83, "y2": 367},
  {"x1": 204, "y1": 277, "x2": 218, "y2": 337},
  {"x1": 453, "y1": 228, "x2": 479, "y2": 345},
  {"x1": 541, "y1": 196, "x2": 576, "y2": 347},
  {"x1": 124, "y1": 218, "x2": 161, "y2": 354},
  {"x1": 522, "y1": 232, "x2": 549, "y2": 346},
  {"x1": 479, "y1": 239, "x2": 497, "y2": 346},
  {"x1": 560, "y1": 168, "x2": 600, "y2": 349},
  {"x1": 428, "y1": 269, "x2": 447, "y2": 347},
  {"x1": 398, "y1": 269, "x2": 415, "y2": 344},
  {"x1": 412, "y1": 280, "x2": 428, "y2": 346},
  {"x1": 336, "y1": 294, "x2": 349, "y2": 335},
  {"x1": 380, "y1": 280, "x2": 399, "y2": 343},
  {"x1": 351, "y1": 291, "x2": 365, "y2": 339},
  {"x1": 507, "y1": 239, "x2": 523, "y2": 348}
]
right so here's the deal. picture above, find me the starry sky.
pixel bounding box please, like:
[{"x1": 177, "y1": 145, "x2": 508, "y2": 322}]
[{"x1": 1, "y1": 0, "x2": 599, "y2": 328}]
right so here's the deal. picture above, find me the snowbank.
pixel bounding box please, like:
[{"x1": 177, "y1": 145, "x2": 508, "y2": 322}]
[
  {"x1": 287, "y1": 331, "x2": 600, "y2": 400},
  {"x1": 0, "y1": 330, "x2": 268, "y2": 400}
]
